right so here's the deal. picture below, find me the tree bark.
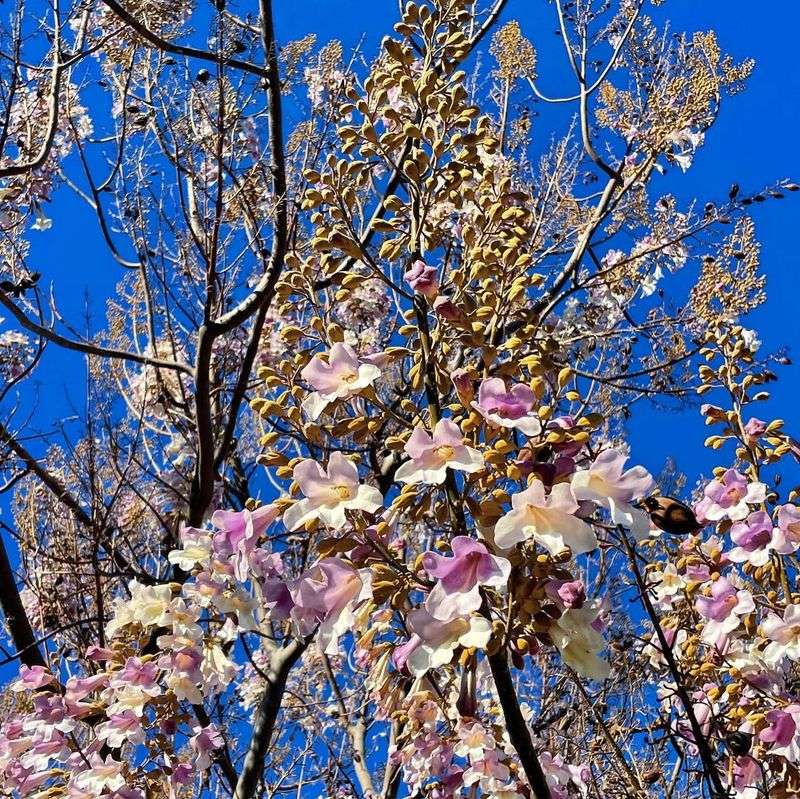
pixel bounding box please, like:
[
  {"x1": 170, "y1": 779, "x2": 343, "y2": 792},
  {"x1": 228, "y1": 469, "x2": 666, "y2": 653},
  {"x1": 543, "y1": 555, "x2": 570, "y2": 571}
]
[
  {"x1": 488, "y1": 650, "x2": 551, "y2": 799},
  {"x1": 234, "y1": 639, "x2": 306, "y2": 799}
]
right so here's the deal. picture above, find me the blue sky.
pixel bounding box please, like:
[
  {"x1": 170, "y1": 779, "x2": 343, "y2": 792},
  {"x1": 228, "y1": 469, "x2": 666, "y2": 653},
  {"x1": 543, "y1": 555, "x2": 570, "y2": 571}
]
[{"x1": 23, "y1": 0, "x2": 798, "y2": 484}]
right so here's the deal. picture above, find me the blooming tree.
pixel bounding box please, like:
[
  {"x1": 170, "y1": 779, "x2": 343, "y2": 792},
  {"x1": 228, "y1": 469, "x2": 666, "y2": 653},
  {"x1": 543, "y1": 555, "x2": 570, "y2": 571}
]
[{"x1": 0, "y1": 1, "x2": 795, "y2": 798}]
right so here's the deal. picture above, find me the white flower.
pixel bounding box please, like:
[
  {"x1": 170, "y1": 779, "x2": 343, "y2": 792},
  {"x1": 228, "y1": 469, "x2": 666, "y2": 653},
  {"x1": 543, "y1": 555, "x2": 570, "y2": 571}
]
[
  {"x1": 551, "y1": 603, "x2": 610, "y2": 680},
  {"x1": 493, "y1": 480, "x2": 597, "y2": 555}
]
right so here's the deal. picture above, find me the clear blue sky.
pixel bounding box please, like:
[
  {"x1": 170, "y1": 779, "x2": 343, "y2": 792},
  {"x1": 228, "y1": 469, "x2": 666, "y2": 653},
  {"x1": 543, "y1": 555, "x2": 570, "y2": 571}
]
[{"x1": 17, "y1": 0, "x2": 800, "y2": 489}]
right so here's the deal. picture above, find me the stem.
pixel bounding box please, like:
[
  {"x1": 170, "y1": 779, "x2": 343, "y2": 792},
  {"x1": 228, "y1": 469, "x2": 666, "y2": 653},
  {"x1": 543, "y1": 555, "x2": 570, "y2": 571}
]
[{"x1": 620, "y1": 531, "x2": 727, "y2": 797}]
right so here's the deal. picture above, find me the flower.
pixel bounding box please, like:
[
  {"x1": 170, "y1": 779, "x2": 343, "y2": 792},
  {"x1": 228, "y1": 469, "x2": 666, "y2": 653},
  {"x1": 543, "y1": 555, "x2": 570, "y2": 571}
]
[
  {"x1": 209, "y1": 503, "x2": 280, "y2": 580},
  {"x1": 743, "y1": 417, "x2": 767, "y2": 439},
  {"x1": 774, "y1": 504, "x2": 800, "y2": 554},
  {"x1": 493, "y1": 480, "x2": 597, "y2": 555},
  {"x1": 762, "y1": 604, "x2": 800, "y2": 663},
  {"x1": 433, "y1": 296, "x2": 462, "y2": 321},
  {"x1": 571, "y1": 449, "x2": 654, "y2": 537},
  {"x1": 550, "y1": 603, "x2": 610, "y2": 680},
  {"x1": 282, "y1": 452, "x2": 383, "y2": 530},
  {"x1": 643, "y1": 626, "x2": 688, "y2": 669},
  {"x1": 291, "y1": 557, "x2": 365, "y2": 653},
  {"x1": 760, "y1": 705, "x2": 800, "y2": 761},
  {"x1": 727, "y1": 511, "x2": 776, "y2": 566},
  {"x1": 695, "y1": 577, "x2": 755, "y2": 648},
  {"x1": 471, "y1": 378, "x2": 542, "y2": 436},
  {"x1": 451, "y1": 368, "x2": 474, "y2": 402},
  {"x1": 300, "y1": 342, "x2": 381, "y2": 420},
  {"x1": 189, "y1": 724, "x2": 224, "y2": 770},
  {"x1": 545, "y1": 579, "x2": 586, "y2": 609},
  {"x1": 96, "y1": 712, "x2": 145, "y2": 749},
  {"x1": 11, "y1": 665, "x2": 54, "y2": 692},
  {"x1": 697, "y1": 469, "x2": 766, "y2": 523},
  {"x1": 394, "y1": 420, "x2": 483, "y2": 485},
  {"x1": 70, "y1": 754, "x2": 126, "y2": 794},
  {"x1": 422, "y1": 536, "x2": 510, "y2": 620},
  {"x1": 168, "y1": 527, "x2": 213, "y2": 573},
  {"x1": 404, "y1": 259, "x2": 439, "y2": 298},
  {"x1": 648, "y1": 563, "x2": 685, "y2": 610},
  {"x1": 392, "y1": 609, "x2": 491, "y2": 676}
]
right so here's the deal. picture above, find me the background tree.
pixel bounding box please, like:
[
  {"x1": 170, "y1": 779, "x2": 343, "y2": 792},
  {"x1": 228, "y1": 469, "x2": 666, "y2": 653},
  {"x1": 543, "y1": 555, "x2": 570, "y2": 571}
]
[{"x1": 0, "y1": 1, "x2": 796, "y2": 798}]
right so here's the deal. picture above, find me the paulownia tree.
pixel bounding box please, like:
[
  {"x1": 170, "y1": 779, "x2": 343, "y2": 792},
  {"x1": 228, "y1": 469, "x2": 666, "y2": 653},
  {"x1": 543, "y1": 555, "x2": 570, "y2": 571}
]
[{"x1": 0, "y1": 0, "x2": 796, "y2": 797}]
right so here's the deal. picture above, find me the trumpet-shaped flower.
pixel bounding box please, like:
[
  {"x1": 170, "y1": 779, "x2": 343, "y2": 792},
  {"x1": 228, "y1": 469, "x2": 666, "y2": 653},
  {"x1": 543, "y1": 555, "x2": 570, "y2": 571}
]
[
  {"x1": 550, "y1": 603, "x2": 610, "y2": 680},
  {"x1": 695, "y1": 577, "x2": 754, "y2": 648},
  {"x1": 300, "y1": 342, "x2": 380, "y2": 420},
  {"x1": 96, "y1": 712, "x2": 145, "y2": 749},
  {"x1": 70, "y1": 754, "x2": 126, "y2": 794},
  {"x1": 209, "y1": 503, "x2": 280, "y2": 580},
  {"x1": 189, "y1": 724, "x2": 224, "y2": 770},
  {"x1": 774, "y1": 503, "x2": 800, "y2": 554},
  {"x1": 282, "y1": 452, "x2": 382, "y2": 530},
  {"x1": 167, "y1": 527, "x2": 213, "y2": 573},
  {"x1": 291, "y1": 557, "x2": 365, "y2": 653},
  {"x1": 404, "y1": 259, "x2": 439, "y2": 298},
  {"x1": 493, "y1": 480, "x2": 597, "y2": 555},
  {"x1": 392, "y1": 609, "x2": 492, "y2": 676},
  {"x1": 422, "y1": 536, "x2": 510, "y2": 620},
  {"x1": 394, "y1": 420, "x2": 483, "y2": 485},
  {"x1": 727, "y1": 511, "x2": 777, "y2": 567},
  {"x1": 696, "y1": 469, "x2": 767, "y2": 523},
  {"x1": 762, "y1": 604, "x2": 800, "y2": 663},
  {"x1": 760, "y1": 706, "x2": 800, "y2": 761},
  {"x1": 571, "y1": 449, "x2": 654, "y2": 537},
  {"x1": 471, "y1": 377, "x2": 542, "y2": 436}
]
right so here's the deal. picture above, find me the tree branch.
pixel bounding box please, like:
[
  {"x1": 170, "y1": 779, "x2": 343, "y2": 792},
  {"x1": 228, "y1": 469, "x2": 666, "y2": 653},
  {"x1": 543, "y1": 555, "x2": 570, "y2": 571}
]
[{"x1": 234, "y1": 639, "x2": 307, "y2": 799}]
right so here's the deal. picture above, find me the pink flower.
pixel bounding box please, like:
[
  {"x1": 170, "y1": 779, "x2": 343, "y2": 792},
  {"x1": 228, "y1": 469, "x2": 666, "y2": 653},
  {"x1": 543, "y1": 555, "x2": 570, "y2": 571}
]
[
  {"x1": 545, "y1": 579, "x2": 586, "y2": 609},
  {"x1": 190, "y1": 724, "x2": 224, "y2": 770},
  {"x1": 282, "y1": 452, "x2": 383, "y2": 530},
  {"x1": 209, "y1": 503, "x2": 280, "y2": 580},
  {"x1": 743, "y1": 417, "x2": 767, "y2": 438},
  {"x1": 551, "y1": 602, "x2": 610, "y2": 680},
  {"x1": 760, "y1": 707, "x2": 800, "y2": 761},
  {"x1": 471, "y1": 378, "x2": 541, "y2": 436},
  {"x1": 394, "y1": 420, "x2": 483, "y2": 485},
  {"x1": 64, "y1": 674, "x2": 109, "y2": 704},
  {"x1": 291, "y1": 557, "x2": 364, "y2": 653},
  {"x1": 433, "y1": 296, "x2": 462, "y2": 321},
  {"x1": 96, "y1": 712, "x2": 145, "y2": 749},
  {"x1": 422, "y1": 536, "x2": 510, "y2": 620},
  {"x1": 493, "y1": 480, "x2": 597, "y2": 555},
  {"x1": 774, "y1": 503, "x2": 800, "y2": 554},
  {"x1": 695, "y1": 577, "x2": 754, "y2": 647},
  {"x1": 11, "y1": 665, "x2": 54, "y2": 692},
  {"x1": 257, "y1": 553, "x2": 294, "y2": 620},
  {"x1": 699, "y1": 469, "x2": 766, "y2": 522},
  {"x1": 171, "y1": 762, "x2": 195, "y2": 786},
  {"x1": 300, "y1": 342, "x2": 381, "y2": 420},
  {"x1": 727, "y1": 510, "x2": 776, "y2": 566},
  {"x1": 451, "y1": 368, "x2": 474, "y2": 402},
  {"x1": 404, "y1": 259, "x2": 439, "y2": 298},
  {"x1": 109, "y1": 657, "x2": 159, "y2": 693},
  {"x1": 571, "y1": 449, "x2": 654, "y2": 537},
  {"x1": 70, "y1": 754, "x2": 126, "y2": 794},
  {"x1": 392, "y1": 607, "x2": 491, "y2": 676}
]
